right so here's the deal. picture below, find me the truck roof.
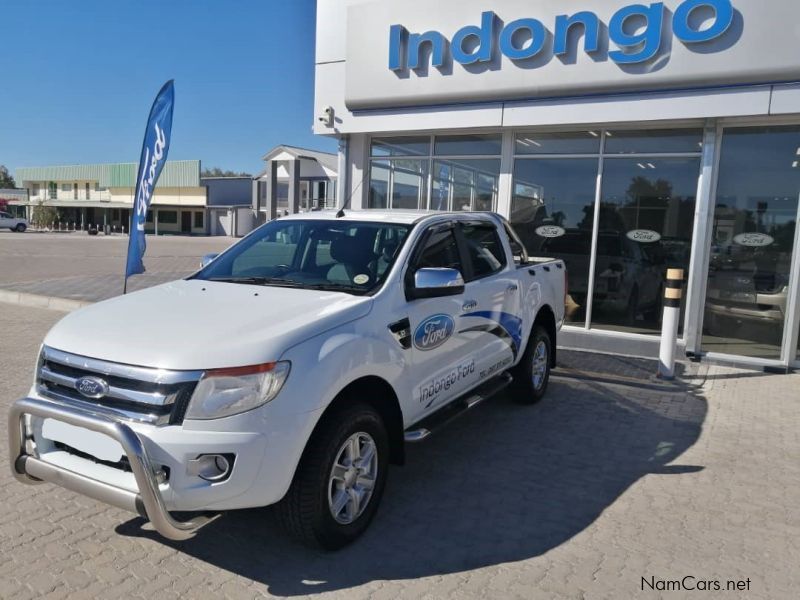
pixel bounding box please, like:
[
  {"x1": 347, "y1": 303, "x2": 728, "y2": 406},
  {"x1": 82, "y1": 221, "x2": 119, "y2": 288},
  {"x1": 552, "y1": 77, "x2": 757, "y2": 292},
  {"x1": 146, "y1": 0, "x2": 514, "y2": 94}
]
[{"x1": 278, "y1": 209, "x2": 498, "y2": 226}]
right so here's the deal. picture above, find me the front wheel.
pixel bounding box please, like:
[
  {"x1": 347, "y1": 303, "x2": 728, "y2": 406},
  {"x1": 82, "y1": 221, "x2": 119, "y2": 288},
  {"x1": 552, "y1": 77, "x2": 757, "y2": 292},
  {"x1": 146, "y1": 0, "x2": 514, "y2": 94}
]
[
  {"x1": 509, "y1": 325, "x2": 552, "y2": 404},
  {"x1": 275, "y1": 402, "x2": 389, "y2": 550}
]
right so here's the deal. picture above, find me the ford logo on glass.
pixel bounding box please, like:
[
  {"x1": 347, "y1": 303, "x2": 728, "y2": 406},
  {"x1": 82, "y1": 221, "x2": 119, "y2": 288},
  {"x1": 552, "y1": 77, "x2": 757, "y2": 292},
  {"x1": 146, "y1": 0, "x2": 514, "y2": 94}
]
[
  {"x1": 75, "y1": 376, "x2": 110, "y2": 400},
  {"x1": 414, "y1": 314, "x2": 455, "y2": 351},
  {"x1": 536, "y1": 225, "x2": 566, "y2": 239},
  {"x1": 626, "y1": 229, "x2": 662, "y2": 243},
  {"x1": 733, "y1": 233, "x2": 774, "y2": 248}
]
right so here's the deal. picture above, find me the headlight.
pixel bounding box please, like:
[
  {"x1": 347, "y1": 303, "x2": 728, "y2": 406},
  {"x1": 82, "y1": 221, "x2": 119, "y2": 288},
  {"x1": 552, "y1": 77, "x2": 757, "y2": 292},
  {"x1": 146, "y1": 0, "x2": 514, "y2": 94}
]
[{"x1": 185, "y1": 361, "x2": 291, "y2": 420}]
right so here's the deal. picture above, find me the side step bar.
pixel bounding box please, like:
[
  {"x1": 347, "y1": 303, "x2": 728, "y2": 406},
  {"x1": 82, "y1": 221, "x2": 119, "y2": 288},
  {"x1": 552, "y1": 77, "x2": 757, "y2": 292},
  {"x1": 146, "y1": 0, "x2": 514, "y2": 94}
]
[{"x1": 404, "y1": 372, "x2": 513, "y2": 443}]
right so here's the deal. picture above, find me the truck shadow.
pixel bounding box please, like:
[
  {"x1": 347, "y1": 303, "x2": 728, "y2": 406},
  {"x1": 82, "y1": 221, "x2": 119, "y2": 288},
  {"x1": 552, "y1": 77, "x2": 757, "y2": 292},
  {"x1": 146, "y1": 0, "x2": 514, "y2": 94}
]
[{"x1": 117, "y1": 376, "x2": 707, "y2": 596}]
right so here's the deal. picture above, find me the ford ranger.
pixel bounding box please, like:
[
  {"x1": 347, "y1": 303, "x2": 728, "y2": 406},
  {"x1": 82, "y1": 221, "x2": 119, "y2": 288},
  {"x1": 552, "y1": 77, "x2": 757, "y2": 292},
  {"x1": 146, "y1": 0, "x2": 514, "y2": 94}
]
[{"x1": 9, "y1": 210, "x2": 565, "y2": 549}]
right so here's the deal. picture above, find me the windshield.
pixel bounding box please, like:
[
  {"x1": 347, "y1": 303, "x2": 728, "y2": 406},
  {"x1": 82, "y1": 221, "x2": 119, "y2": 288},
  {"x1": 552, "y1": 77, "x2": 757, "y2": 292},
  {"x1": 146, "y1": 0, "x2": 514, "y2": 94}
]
[{"x1": 193, "y1": 219, "x2": 412, "y2": 295}]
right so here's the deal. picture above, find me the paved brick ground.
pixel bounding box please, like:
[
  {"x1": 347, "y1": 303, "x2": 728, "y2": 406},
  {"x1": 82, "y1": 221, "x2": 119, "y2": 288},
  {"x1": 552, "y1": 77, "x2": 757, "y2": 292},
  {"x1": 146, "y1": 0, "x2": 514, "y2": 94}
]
[
  {"x1": 0, "y1": 232, "x2": 232, "y2": 302},
  {"x1": 0, "y1": 303, "x2": 798, "y2": 599}
]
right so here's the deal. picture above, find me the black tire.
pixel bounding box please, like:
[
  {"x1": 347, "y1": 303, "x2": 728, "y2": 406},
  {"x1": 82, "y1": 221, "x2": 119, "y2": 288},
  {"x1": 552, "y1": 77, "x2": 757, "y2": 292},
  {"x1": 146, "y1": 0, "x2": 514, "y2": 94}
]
[
  {"x1": 275, "y1": 402, "x2": 389, "y2": 550},
  {"x1": 509, "y1": 325, "x2": 552, "y2": 405},
  {"x1": 14, "y1": 224, "x2": 27, "y2": 233}
]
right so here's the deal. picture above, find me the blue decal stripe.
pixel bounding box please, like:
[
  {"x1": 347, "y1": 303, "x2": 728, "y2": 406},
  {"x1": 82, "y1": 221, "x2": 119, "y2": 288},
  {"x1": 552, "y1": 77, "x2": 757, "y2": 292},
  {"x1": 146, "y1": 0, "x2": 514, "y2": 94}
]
[{"x1": 461, "y1": 311, "x2": 524, "y2": 354}]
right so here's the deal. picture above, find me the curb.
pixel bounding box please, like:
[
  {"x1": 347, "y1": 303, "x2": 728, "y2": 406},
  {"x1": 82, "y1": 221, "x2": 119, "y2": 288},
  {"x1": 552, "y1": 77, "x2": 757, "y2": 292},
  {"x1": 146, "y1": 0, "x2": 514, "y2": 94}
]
[{"x1": 0, "y1": 288, "x2": 92, "y2": 312}]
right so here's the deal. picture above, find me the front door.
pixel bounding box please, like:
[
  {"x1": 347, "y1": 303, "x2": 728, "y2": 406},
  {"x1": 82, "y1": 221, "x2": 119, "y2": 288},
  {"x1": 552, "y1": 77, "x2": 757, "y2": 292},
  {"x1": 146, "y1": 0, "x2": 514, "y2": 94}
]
[
  {"x1": 181, "y1": 211, "x2": 192, "y2": 234},
  {"x1": 405, "y1": 224, "x2": 475, "y2": 420}
]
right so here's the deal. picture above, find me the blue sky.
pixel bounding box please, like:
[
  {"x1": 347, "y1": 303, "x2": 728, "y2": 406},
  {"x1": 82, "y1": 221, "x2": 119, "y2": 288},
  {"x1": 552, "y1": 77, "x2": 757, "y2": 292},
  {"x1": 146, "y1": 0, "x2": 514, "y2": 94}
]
[{"x1": 0, "y1": 0, "x2": 335, "y2": 178}]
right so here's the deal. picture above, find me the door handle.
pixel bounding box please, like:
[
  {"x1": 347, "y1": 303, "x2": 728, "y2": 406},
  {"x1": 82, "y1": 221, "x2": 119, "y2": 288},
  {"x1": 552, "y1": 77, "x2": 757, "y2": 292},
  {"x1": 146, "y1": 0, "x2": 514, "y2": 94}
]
[
  {"x1": 462, "y1": 300, "x2": 478, "y2": 312},
  {"x1": 506, "y1": 284, "x2": 518, "y2": 293}
]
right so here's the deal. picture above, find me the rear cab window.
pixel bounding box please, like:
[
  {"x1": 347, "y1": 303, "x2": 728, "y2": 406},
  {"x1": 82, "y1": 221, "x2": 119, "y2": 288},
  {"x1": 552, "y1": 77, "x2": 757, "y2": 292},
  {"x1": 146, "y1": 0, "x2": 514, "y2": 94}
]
[{"x1": 459, "y1": 223, "x2": 507, "y2": 281}]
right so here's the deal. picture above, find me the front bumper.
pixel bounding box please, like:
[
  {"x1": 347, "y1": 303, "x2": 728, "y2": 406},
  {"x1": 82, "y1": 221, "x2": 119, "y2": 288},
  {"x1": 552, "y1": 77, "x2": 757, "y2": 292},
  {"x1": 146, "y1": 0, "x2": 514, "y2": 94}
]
[{"x1": 9, "y1": 396, "x2": 217, "y2": 541}]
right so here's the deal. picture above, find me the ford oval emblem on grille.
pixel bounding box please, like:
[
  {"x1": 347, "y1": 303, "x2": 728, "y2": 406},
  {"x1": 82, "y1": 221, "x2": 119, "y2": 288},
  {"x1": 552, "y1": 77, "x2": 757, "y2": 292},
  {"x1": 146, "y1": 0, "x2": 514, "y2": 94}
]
[{"x1": 75, "y1": 376, "x2": 110, "y2": 400}]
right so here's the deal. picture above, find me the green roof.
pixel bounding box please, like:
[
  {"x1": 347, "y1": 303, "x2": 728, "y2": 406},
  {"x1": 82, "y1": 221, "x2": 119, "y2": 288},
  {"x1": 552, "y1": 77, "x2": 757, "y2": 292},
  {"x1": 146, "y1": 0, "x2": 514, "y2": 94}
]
[{"x1": 16, "y1": 160, "x2": 200, "y2": 188}]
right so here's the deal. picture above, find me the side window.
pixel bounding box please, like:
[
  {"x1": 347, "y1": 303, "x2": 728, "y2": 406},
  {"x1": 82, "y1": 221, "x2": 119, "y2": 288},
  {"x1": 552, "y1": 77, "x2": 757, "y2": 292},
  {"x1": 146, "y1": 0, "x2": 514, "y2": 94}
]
[
  {"x1": 461, "y1": 224, "x2": 506, "y2": 280},
  {"x1": 414, "y1": 228, "x2": 463, "y2": 273}
]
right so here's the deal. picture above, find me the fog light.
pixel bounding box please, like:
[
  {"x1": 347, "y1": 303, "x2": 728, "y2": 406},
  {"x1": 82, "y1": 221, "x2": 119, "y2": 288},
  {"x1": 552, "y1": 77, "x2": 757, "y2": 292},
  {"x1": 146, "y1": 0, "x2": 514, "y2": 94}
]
[
  {"x1": 188, "y1": 454, "x2": 233, "y2": 482},
  {"x1": 154, "y1": 467, "x2": 169, "y2": 484}
]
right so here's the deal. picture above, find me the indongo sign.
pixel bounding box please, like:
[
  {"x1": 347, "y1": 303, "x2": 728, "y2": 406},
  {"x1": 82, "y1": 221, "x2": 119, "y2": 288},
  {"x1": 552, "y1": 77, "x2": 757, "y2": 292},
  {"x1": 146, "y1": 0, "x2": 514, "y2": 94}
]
[
  {"x1": 733, "y1": 232, "x2": 775, "y2": 247},
  {"x1": 389, "y1": 0, "x2": 735, "y2": 70}
]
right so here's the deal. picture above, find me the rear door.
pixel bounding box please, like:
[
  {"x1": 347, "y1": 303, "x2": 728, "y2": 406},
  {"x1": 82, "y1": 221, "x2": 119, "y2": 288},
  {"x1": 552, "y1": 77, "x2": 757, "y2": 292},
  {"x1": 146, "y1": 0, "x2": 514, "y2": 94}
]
[{"x1": 456, "y1": 221, "x2": 522, "y2": 380}]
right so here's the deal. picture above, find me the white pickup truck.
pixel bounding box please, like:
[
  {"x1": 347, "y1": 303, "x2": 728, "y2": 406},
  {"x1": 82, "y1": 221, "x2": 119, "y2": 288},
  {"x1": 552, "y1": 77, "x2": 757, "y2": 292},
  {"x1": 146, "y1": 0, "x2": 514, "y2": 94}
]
[{"x1": 9, "y1": 210, "x2": 566, "y2": 549}]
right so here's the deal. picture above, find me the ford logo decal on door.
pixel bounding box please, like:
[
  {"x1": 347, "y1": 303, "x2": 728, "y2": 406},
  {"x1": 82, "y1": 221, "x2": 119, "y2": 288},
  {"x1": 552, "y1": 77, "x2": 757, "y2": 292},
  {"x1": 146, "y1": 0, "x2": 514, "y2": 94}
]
[
  {"x1": 75, "y1": 376, "x2": 110, "y2": 400},
  {"x1": 413, "y1": 314, "x2": 455, "y2": 351}
]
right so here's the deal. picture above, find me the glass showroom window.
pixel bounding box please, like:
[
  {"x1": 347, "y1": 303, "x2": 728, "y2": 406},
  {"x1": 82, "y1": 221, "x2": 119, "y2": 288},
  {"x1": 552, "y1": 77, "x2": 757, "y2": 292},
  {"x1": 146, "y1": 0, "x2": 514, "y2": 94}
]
[
  {"x1": 368, "y1": 134, "x2": 501, "y2": 211},
  {"x1": 511, "y1": 154, "x2": 600, "y2": 326},
  {"x1": 592, "y1": 155, "x2": 700, "y2": 335},
  {"x1": 511, "y1": 129, "x2": 702, "y2": 333},
  {"x1": 703, "y1": 126, "x2": 800, "y2": 361}
]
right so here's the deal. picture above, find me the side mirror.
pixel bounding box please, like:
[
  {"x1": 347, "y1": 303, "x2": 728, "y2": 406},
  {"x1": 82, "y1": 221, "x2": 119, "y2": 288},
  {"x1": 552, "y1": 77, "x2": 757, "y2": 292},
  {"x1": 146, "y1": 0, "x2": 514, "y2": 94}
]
[
  {"x1": 408, "y1": 268, "x2": 465, "y2": 300},
  {"x1": 200, "y1": 253, "x2": 219, "y2": 268}
]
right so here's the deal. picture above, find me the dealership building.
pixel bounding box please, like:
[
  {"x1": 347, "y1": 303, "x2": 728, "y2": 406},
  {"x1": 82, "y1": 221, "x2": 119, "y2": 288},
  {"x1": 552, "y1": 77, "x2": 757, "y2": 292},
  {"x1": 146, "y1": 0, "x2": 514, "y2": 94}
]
[{"x1": 314, "y1": 0, "x2": 800, "y2": 370}]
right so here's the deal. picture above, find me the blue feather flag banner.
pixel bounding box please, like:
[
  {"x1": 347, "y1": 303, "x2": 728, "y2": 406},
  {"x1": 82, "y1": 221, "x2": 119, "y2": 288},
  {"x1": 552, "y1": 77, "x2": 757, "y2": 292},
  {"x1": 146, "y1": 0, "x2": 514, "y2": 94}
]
[{"x1": 125, "y1": 80, "x2": 175, "y2": 280}]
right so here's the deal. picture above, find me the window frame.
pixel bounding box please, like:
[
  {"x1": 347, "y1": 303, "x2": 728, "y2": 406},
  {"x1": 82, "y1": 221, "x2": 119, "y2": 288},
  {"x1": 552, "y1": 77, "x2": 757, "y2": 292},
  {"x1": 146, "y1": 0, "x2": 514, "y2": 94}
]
[
  {"x1": 511, "y1": 128, "x2": 703, "y2": 333},
  {"x1": 369, "y1": 134, "x2": 502, "y2": 212}
]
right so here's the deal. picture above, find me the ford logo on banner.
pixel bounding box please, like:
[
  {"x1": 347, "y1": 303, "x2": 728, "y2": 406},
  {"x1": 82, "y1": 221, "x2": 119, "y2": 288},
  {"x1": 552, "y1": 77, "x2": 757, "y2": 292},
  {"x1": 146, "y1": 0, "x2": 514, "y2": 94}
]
[
  {"x1": 414, "y1": 314, "x2": 455, "y2": 351},
  {"x1": 75, "y1": 376, "x2": 110, "y2": 400},
  {"x1": 124, "y1": 80, "x2": 175, "y2": 286}
]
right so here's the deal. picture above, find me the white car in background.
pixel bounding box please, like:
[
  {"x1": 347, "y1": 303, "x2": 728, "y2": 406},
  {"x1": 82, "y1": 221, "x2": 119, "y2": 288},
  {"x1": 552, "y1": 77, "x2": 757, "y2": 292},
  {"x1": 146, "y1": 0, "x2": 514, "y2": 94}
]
[{"x1": 0, "y1": 212, "x2": 28, "y2": 232}]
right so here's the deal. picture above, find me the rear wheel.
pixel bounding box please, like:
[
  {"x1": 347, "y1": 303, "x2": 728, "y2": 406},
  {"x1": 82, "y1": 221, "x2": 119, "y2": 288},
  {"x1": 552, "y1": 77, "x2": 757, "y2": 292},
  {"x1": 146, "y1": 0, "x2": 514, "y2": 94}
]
[
  {"x1": 275, "y1": 402, "x2": 388, "y2": 550},
  {"x1": 14, "y1": 223, "x2": 27, "y2": 233},
  {"x1": 509, "y1": 325, "x2": 552, "y2": 404}
]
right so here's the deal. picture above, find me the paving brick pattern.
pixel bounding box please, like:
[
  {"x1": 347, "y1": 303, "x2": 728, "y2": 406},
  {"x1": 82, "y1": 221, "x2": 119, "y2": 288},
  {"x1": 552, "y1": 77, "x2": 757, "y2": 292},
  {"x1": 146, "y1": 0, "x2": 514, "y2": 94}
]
[
  {"x1": 0, "y1": 232, "x2": 232, "y2": 303},
  {"x1": 0, "y1": 304, "x2": 798, "y2": 599}
]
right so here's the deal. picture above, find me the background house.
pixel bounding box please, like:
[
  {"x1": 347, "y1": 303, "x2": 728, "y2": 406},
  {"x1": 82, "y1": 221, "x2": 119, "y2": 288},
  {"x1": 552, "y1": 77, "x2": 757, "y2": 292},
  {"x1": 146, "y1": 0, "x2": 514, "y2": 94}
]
[{"x1": 253, "y1": 145, "x2": 338, "y2": 223}]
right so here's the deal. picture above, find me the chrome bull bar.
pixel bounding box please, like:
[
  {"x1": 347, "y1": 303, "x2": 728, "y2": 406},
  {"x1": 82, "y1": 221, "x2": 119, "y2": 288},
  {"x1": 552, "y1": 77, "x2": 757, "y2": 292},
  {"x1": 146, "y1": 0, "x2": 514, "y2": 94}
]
[{"x1": 9, "y1": 396, "x2": 217, "y2": 541}]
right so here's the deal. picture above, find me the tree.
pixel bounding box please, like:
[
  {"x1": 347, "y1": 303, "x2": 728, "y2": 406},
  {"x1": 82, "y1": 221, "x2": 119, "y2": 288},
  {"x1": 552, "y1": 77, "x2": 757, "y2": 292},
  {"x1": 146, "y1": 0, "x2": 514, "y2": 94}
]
[
  {"x1": 0, "y1": 165, "x2": 16, "y2": 189},
  {"x1": 32, "y1": 200, "x2": 58, "y2": 229},
  {"x1": 201, "y1": 167, "x2": 252, "y2": 178}
]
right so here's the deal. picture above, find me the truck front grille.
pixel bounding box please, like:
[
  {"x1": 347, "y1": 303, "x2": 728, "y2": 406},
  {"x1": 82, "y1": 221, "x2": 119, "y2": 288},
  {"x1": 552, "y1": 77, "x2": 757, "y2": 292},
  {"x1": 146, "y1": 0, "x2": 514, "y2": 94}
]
[{"x1": 37, "y1": 346, "x2": 203, "y2": 425}]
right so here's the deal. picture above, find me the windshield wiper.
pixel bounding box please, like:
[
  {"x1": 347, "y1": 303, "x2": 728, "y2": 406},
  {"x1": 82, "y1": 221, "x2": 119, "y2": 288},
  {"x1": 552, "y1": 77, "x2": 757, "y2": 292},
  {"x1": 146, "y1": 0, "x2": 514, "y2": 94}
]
[
  {"x1": 302, "y1": 282, "x2": 368, "y2": 293},
  {"x1": 208, "y1": 276, "x2": 272, "y2": 284},
  {"x1": 209, "y1": 276, "x2": 310, "y2": 289},
  {"x1": 207, "y1": 277, "x2": 367, "y2": 293}
]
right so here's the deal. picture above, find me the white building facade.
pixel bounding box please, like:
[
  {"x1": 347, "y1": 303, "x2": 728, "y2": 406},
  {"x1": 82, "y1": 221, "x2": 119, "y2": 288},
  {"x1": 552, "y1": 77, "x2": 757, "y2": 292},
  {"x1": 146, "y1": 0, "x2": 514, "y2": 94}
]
[{"x1": 314, "y1": 0, "x2": 800, "y2": 370}]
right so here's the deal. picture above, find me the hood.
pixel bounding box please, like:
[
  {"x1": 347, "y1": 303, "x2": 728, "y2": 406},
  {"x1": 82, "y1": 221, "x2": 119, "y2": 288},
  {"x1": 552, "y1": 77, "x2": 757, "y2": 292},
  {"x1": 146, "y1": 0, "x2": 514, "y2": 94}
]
[{"x1": 44, "y1": 279, "x2": 372, "y2": 370}]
